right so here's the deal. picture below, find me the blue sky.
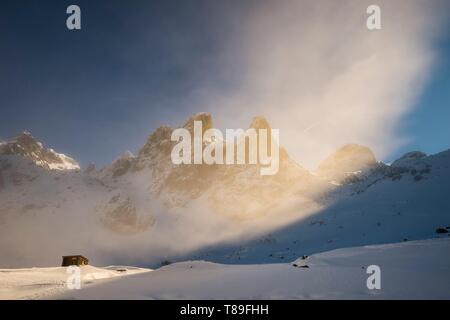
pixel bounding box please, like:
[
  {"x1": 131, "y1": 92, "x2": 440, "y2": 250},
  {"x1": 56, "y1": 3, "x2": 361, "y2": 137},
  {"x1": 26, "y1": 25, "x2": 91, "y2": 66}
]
[
  {"x1": 396, "y1": 32, "x2": 450, "y2": 159},
  {"x1": 0, "y1": 0, "x2": 449, "y2": 167}
]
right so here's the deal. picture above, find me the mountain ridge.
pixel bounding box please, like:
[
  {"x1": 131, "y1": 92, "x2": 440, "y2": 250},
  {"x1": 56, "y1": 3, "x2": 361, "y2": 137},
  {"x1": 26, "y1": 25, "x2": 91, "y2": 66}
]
[
  {"x1": 0, "y1": 131, "x2": 79, "y2": 171},
  {"x1": 0, "y1": 113, "x2": 449, "y2": 268}
]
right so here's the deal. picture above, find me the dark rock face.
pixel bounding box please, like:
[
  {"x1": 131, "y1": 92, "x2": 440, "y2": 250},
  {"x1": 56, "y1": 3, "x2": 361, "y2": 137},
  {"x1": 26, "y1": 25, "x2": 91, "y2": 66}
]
[
  {"x1": 138, "y1": 126, "x2": 173, "y2": 159},
  {"x1": 182, "y1": 112, "x2": 213, "y2": 135},
  {"x1": 111, "y1": 152, "x2": 135, "y2": 177}
]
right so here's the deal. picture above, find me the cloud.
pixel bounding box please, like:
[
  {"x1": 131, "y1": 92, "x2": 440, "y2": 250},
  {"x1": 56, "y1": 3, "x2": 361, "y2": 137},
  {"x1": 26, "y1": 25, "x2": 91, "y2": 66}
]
[{"x1": 201, "y1": 0, "x2": 446, "y2": 168}]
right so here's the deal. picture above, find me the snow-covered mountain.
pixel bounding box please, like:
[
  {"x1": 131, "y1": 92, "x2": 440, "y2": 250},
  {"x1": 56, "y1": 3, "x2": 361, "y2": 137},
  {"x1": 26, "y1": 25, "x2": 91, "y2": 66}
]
[
  {"x1": 0, "y1": 113, "x2": 449, "y2": 268},
  {"x1": 316, "y1": 144, "x2": 378, "y2": 183},
  {"x1": 191, "y1": 147, "x2": 450, "y2": 263},
  {"x1": 0, "y1": 131, "x2": 79, "y2": 171}
]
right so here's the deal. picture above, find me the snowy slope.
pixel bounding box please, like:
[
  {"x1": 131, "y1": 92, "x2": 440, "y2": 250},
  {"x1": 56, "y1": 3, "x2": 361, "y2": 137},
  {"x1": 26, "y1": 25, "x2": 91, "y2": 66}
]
[
  {"x1": 52, "y1": 238, "x2": 450, "y2": 300},
  {"x1": 191, "y1": 149, "x2": 450, "y2": 263},
  {"x1": 0, "y1": 265, "x2": 151, "y2": 300}
]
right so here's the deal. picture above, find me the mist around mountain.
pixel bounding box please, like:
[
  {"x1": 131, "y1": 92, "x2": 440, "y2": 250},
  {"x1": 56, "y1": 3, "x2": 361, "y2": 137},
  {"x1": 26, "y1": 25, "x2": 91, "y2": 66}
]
[{"x1": 0, "y1": 113, "x2": 449, "y2": 268}]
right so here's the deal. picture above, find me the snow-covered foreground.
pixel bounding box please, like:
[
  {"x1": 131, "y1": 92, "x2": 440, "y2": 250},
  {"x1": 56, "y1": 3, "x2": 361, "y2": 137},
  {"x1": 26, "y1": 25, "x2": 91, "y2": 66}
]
[
  {"x1": 41, "y1": 238, "x2": 450, "y2": 300},
  {"x1": 0, "y1": 265, "x2": 151, "y2": 300}
]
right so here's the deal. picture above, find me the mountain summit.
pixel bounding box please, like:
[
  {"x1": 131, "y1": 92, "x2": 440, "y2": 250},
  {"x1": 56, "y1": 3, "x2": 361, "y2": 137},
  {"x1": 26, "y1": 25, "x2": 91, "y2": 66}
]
[
  {"x1": 0, "y1": 131, "x2": 79, "y2": 170},
  {"x1": 317, "y1": 144, "x2": 377, "y2": 182}
]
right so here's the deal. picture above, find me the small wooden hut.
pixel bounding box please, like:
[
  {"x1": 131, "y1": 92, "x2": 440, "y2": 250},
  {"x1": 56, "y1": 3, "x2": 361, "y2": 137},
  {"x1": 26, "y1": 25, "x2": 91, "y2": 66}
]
[{"x1": 61, "y1": 255, "x2": 89, "y2": 266}]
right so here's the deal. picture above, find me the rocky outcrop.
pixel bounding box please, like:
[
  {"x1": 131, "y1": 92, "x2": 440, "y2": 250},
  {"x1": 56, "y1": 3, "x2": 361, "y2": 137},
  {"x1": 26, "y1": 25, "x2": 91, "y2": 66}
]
[{"x1": 110, "y1": 151, "x2": 135, "y2": 177}]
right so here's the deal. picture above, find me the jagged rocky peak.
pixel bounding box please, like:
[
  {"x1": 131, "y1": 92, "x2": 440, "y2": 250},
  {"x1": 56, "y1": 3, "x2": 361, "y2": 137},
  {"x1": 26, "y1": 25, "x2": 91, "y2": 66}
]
[
  {"x1": 0, "y1": 131, "x2": 79, "y2": 171},
  {"x1": 3, "y1": 131, "x2": 43, "y2": 153},
  {"x1": 139, "y1": 113, "x2": 272, "y2": 158},
  {"x1": 149, "y1": 126, "x2": 172, "y2": 144},
  {"x1": 246, "y1": 116, "x2": 290, "y2": 161},
  {"x1": 249, "y1": 116, "x2": 271, "y2": 130},
  {"x1": 110, "y1": 151, "x2": 135, "y2": 177},
  {"x1": 16, "y1": 130, "x2": 36, "y2": 144},
  {"x1": 391, "y1": 151, "x2": 427, "y2": 167},
  {"x1": 138, "y1": 113, "x2": 213, "y2": 159},
  {"x1": 317, "y1": 144, "x2": 377, "y2": 181},
  {"x1": 182, "y1": 112, "x2": 213, "y2": 134},
  {"x1": 138, "y1": 125, "x2": 173, "y2": 159}
]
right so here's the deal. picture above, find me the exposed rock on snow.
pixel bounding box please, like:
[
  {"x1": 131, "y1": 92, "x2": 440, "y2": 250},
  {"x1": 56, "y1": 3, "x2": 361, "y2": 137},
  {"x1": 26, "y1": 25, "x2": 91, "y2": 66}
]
[
  {"x1": 182, "y1": 112, "x2": 213, "y2": 135},
  {"x1": 392, "y1": 151, "x2": 427, "y2": 167},
  {"x1": 110, "y1": 151, "x2": 135, "y2": 177},
  {"x1": 0, "y1": 131, "x2": 79, "y2": 171}
]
